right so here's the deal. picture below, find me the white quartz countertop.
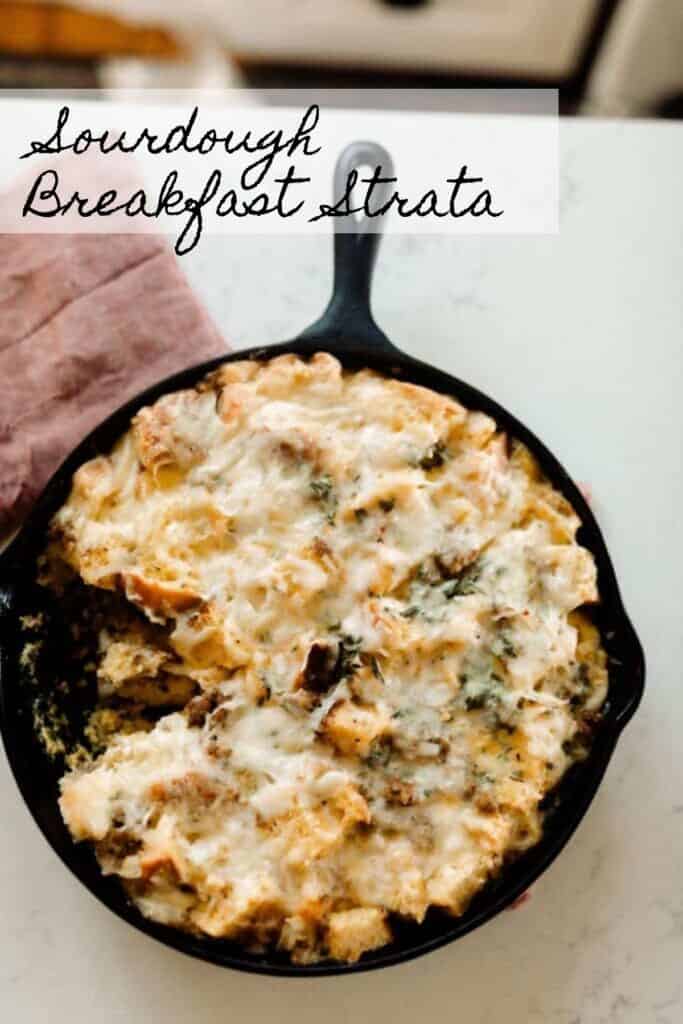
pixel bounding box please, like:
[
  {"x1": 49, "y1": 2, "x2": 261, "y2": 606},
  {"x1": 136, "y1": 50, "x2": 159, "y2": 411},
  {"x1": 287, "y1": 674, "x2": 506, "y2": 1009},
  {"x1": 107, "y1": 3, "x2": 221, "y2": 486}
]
[{"x1": 2, "y1": 118, "x2": 682, "y2": 1024}]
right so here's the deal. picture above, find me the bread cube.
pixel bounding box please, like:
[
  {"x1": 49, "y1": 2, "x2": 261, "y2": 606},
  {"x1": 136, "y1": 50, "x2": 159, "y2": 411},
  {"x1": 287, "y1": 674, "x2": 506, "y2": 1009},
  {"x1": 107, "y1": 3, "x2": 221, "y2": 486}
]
[
  {"x1": 320, "y1": 700, "x2": 389, "y2": 758},
  {"x1": 326, "y1": 907, "x2": 391, "y2": 963}
]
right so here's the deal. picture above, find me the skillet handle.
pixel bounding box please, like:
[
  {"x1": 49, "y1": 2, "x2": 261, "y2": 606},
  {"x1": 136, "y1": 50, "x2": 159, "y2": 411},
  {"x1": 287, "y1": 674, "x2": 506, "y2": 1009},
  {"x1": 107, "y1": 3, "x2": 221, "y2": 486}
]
[{"x1": 297, "y1": 141, "x2": 401, "y2": 356}]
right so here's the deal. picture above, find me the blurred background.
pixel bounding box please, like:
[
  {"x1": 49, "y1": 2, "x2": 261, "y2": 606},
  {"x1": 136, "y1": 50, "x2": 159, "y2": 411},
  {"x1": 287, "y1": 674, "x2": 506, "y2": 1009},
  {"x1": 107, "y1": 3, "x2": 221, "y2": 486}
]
[{"x1": 0, "y1": 0, "x2": 680, "y2": 117}]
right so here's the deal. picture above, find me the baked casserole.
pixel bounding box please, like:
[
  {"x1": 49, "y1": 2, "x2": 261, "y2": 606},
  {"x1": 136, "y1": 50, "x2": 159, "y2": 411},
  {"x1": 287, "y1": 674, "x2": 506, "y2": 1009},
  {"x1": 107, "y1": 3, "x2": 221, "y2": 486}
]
[{"x1": 40, "y1": 353, "x2": 607, "y2": 964}]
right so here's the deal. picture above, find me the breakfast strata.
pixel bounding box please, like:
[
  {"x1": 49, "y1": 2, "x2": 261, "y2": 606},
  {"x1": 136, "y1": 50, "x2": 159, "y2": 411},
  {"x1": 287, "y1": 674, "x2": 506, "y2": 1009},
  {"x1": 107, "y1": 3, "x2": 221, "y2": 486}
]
[{"x1": 41, "y1": 353, "x2": 607, "y2": 964}]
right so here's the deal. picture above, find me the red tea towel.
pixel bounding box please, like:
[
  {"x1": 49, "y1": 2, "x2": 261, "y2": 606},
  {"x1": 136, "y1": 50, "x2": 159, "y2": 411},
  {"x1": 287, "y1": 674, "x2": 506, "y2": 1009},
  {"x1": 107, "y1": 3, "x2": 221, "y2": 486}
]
[{"x1": 0, "y1": 233, "x2": 227, "y2": 535}]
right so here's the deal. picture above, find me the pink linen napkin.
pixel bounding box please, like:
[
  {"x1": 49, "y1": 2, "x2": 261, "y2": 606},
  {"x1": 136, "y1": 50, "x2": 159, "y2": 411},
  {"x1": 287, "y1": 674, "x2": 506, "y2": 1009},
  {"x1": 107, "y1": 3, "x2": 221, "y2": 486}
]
[{"x1": 0, "y1": 233, "x2": 227, "y2": 535}]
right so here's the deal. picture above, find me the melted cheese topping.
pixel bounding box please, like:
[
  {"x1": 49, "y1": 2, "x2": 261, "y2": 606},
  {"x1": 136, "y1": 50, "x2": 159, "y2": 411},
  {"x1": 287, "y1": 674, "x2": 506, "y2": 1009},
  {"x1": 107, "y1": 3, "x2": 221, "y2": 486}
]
[{"x1": 45, "y1": 353, "x2": 607, "y2": 964}]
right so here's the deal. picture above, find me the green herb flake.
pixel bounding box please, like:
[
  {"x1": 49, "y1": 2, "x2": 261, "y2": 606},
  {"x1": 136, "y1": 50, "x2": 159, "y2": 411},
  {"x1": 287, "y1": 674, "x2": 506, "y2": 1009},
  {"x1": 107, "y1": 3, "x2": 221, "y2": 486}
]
[
  {"x1": 365, "y1": 740, "x2": 393, "y2": 769},
  {"x1": 492, "y1": 627, "x2": 518, "y2": 660},
  {"x1": 309, "y1": 474, "x2": 333, "y2": 501},
  {"x1": 469, "y1": 767, "x2": 495, "y2": 787},
  {"x1": 441, "y1": 561, "x2": 482, "y2": 598},
  {"x1": 309, "y1": 474, "x2": 337, "y2": 524}
]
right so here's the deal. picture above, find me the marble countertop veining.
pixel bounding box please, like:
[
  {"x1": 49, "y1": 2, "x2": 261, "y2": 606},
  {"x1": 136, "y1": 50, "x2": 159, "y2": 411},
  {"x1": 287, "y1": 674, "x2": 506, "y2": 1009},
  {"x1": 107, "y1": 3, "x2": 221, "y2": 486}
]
[{"x1": 1, "y1": 118, "x2": 682, "y2": 1024}]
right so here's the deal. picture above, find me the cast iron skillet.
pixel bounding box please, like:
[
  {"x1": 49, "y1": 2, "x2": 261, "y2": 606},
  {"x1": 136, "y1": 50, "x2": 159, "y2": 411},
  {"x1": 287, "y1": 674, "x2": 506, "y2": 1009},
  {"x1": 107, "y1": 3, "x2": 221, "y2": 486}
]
[{"x1": 0, "y1": 142, "x2": 645, "y2": 976}]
